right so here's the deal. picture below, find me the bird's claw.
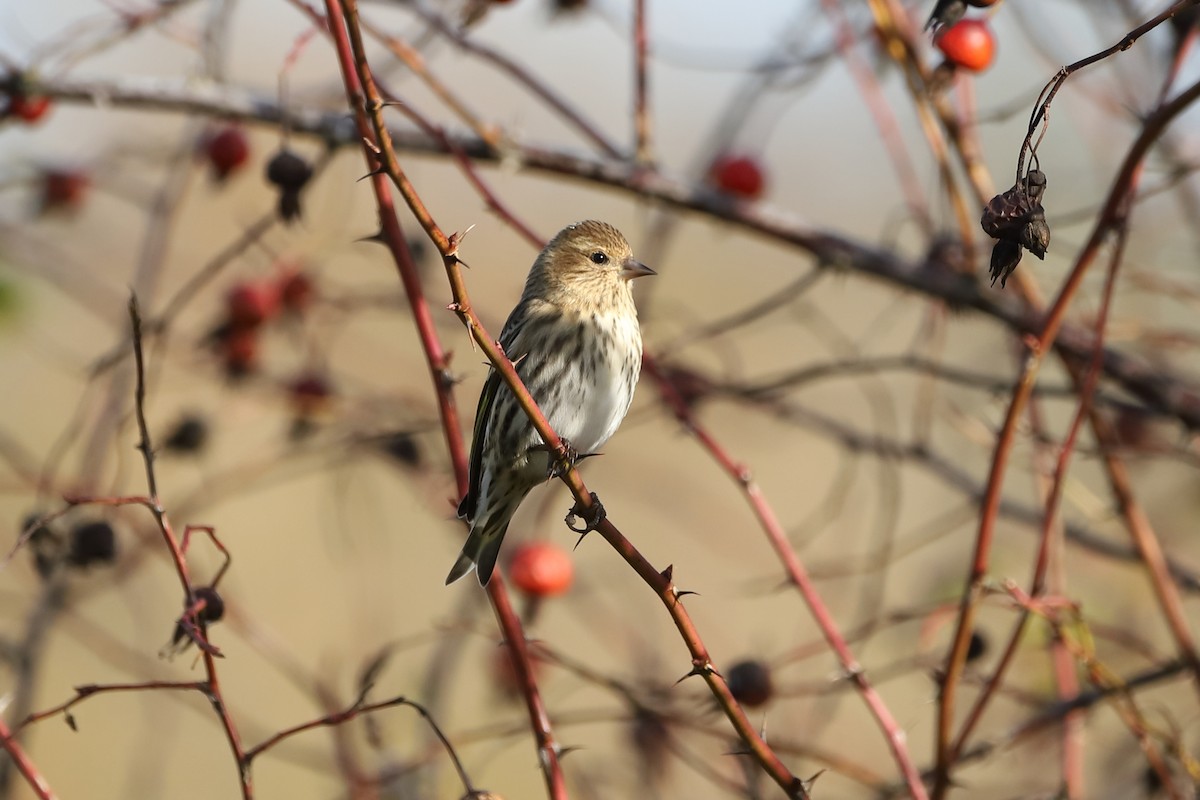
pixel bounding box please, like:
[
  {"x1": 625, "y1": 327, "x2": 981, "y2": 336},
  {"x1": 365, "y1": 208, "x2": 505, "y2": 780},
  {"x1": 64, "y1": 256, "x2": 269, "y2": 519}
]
[
  {"x1": 545, "y1": 439, "x2": 580, "y2": 481},
  {"x1": 565, "y1": 492, "x2": 605, "y2": 534}
]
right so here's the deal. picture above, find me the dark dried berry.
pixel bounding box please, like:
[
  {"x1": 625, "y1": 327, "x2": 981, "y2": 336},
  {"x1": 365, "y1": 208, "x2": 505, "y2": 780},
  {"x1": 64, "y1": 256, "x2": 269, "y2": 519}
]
[
  {"x1": 266, "y1": 149, "x2": 313, "y2": 224},
  {"x1": 379, "y1": 431, "x2": 421, "y2": 467},
  {"x1": 726, "y1": 659, "x2": 774, "y2": 707},
  {"x1": 170, "y1": 585, "x2": 226, "y2": 650},
  {"x1": 982, "y1": 169, "x2": 1051, "y2": 287},
  {"x1": 1024, "y1": 169, "x2": 1047, "y2": 205},
  {"x1": 266, "y1": 150, "x2": 313, "y2": 192},
  {"x1": 989, "y1": 239, "x2": 1023, "y2": 288},
  {"x1": 68, "y1": 521, "x2": 117, "y2": 567},
  {"x1": 981, "y1": 186, "x2": 1032, "y2": 241},
  {"x1": 194, "y1": 585, "x2": 225, "y2": 623},
  {"x1": 164, "y1": 415, "x2": 209, "y2": 454},
  {"x1": 1021, "y1": 217, "x2": 1050, "y2": 259},
  {"x1": 966, "y1": 630, "x2": 988, "y2": 662}
]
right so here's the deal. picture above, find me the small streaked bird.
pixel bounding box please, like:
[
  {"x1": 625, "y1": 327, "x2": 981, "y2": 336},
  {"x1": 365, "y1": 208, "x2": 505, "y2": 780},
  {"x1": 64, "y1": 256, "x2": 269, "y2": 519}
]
[{"x1": 446, "y1": 221, "x2": 654, "y2": 586}]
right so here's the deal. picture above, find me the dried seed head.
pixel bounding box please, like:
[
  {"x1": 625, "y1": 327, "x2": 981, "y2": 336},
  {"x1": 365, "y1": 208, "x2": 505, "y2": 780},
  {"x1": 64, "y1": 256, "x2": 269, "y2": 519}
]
[{"x1": 989, "y1": 239, "x2": 1023, "y2": 288}]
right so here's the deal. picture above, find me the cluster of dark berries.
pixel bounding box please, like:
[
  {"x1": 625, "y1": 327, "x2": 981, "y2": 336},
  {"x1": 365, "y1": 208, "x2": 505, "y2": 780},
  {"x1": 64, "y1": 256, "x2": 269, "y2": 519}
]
[
  {"x1": 200, "y1": 129, "x2": 315, "y2": 225},
  {"x1": 266, "y1": 148, "x2": 313, "y2": 224},
  {"x1": 981, "y1": 168, "x2": 1050, "y2": 287},
  {"x1": 23, "y1": 514, "x2": 117, "y2": 578}
]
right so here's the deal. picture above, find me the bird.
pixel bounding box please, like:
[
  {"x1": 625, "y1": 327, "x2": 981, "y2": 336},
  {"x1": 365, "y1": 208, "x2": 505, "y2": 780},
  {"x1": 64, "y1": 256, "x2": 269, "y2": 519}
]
[{"x1": 446, "y1": 221, "x2": 654, "y2": 586}]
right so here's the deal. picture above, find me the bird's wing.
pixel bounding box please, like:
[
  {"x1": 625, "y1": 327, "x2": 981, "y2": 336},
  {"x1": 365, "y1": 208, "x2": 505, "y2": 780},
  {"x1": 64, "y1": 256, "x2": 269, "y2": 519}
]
[{"x1": 458, "y1": 305, "x2": 528, "y2": 520}]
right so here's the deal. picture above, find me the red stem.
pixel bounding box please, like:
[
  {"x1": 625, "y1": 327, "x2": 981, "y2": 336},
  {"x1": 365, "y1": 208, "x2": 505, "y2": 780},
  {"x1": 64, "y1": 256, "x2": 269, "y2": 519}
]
[{"x1": 0, "y1": 717, "x2": 55, "y2": 800}]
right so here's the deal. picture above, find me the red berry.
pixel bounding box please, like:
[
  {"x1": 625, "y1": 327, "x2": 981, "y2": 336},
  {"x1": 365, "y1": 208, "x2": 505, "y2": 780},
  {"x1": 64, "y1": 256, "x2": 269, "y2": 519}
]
[
  {"x1": 936, "y1": 19, "x2": 996, "y2": 72},
  {"x1": 710, "y1": 154, "x2": 766, "y2": 200},
  {"x1": 9, "y1": 94, "x2": 52, "y2": 124},
  {"x1": 204, "y1": 126, "x2": 250, "y2": 181},
  {"x1": 289, "y1": 373, "x2": 334, "y2": 415},
  {"x1": 226, "y1": 282, "x2": 278, "y2": 328},
  {"x1": 39, "y1": 169, "x2": 89, "y2": 214},
  {"x1": 221, "y1": 326, "x2": 259, "y2": 376},
  {"x1": 726, "y1": 659, "x2": 774, "y2": 707},
  {"x1": 508, "y1": 542, "x2": 573, "y2": 597},
  {"x1": 277, "y1": 267, "x2": 316, "y2": 313}
]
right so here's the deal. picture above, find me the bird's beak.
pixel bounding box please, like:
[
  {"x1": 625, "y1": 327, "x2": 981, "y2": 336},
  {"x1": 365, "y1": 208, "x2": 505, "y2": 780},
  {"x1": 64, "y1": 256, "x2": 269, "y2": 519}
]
[{"x1": 621, "y1": 258, "x2": 656, "y2": 281}]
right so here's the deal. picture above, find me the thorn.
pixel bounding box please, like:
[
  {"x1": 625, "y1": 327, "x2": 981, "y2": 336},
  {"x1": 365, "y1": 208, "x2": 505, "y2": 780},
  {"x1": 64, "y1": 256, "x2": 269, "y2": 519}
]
[
  {"x1": 355, "y1": 230, "x2": 387, "y2": 245},
  {"x1": 558, "y1": 745, "x2": 583, "y2": 759},
  {"x1": 673, "y1": 661, "x2": 714, "y2": 686},
  {"x1": 660, "y1": 564, "x2": 674, "y2": 582},
  {"x1": 675, "y1": 589, "x2": 699, "y2": 599},
  {"x1": 355, "y1": 168, "x2": 385, "y2": 182}
]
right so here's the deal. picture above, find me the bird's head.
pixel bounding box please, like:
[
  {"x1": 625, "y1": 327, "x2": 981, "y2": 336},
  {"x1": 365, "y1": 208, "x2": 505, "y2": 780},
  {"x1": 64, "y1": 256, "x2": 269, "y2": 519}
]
[{"x1": 527, "y1": 220, "x2": 654, "y2": 309}]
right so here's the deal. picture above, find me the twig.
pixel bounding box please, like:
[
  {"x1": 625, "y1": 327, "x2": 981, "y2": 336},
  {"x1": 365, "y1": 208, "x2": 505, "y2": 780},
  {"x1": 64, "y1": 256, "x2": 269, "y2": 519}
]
[
  {"x1": 932, "y1": 75, "x2": 1200, "y2": 799},
  {"x1": 19, "y1": 76, "x2": 1200, "y2": 431},
  {"x1": 644, "y1": 356, "x2": 927, "y2": 799},
  {"x1": 0, "y1": 717, "x2": 54, "y2": 800},
  {"x1": 632, "y1": 0, "x2": 652, "y2": 164},
  {"x1": 127, "y1": 296, "x2": 251, "y2": 798},
  {"x1": 320, "y1": 2, "x2": 567, "y2": 796}
]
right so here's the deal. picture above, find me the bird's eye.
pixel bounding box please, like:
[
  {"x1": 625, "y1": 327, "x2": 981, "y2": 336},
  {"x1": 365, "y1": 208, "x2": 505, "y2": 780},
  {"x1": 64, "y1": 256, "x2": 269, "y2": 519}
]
[{"x1": 590, "y1": 251, "x2": 609, "y2": 265}]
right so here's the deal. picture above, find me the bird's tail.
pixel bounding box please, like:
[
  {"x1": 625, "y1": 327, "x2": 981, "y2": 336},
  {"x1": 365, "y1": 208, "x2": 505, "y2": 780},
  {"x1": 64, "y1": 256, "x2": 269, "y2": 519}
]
[{"x1": 445, "y1": 515, "x2": 511, "y2": 586}]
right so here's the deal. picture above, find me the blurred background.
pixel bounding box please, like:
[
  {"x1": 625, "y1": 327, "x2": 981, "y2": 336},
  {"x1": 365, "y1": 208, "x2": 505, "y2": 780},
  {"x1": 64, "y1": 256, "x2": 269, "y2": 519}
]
[{"x1": 2, "y1": 0, "x2": 1200, "y2": 798}]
